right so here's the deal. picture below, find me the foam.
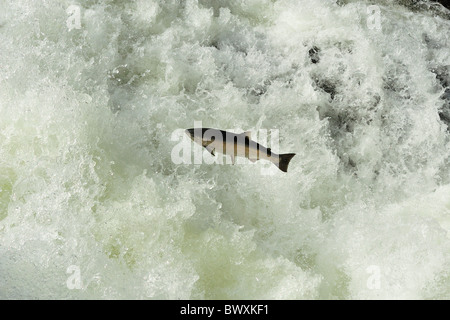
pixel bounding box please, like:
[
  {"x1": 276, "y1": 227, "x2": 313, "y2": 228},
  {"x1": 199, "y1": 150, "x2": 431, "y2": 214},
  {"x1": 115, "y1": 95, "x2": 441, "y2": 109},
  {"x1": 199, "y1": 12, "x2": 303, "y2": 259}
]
[{"x1": 0, "y1": 0, "x2": 449, "y2": 299}]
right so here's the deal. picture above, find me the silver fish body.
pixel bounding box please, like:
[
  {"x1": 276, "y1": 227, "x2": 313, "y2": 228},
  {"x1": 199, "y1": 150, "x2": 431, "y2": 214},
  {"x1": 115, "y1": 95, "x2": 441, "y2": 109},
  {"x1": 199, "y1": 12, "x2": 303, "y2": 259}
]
[{"x1": 185, "y1": 128, "x2": 295, "y2": 172}]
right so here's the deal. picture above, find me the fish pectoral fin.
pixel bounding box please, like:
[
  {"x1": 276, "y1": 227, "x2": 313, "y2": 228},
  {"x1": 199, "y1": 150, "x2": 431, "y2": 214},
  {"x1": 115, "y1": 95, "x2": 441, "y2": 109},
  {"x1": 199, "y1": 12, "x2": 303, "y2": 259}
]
[
  {"x1": 230, "y1": 154, "x2": 235, "y2": 165},
  {"x1": 248, "y1": 158, "x2": 257, "y2": 163},
  {"x1": 205, "y1": 145, "x2": 215, "y2": 156}
]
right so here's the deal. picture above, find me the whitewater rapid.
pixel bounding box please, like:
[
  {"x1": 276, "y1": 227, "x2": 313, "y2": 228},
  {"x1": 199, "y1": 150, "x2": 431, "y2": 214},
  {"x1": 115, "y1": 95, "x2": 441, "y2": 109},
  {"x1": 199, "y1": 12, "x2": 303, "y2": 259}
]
[{"x1": 0, "y1": 0, "x2": 449, "y2": 299}]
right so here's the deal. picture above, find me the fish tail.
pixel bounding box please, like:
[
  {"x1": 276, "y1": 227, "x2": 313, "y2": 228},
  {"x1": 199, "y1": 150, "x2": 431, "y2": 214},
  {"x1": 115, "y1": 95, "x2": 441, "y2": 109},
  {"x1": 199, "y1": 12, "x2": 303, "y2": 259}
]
[{"x1": 276, "y1": 153, "x2": 296, "y2": 172}]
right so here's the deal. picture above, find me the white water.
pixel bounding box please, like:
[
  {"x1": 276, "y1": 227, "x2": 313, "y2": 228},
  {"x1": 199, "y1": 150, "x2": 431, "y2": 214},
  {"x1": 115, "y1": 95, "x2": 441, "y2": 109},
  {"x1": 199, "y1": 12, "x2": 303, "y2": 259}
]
[{"x1": 0, "y1": 0, "x2": 449, "y2": 299}]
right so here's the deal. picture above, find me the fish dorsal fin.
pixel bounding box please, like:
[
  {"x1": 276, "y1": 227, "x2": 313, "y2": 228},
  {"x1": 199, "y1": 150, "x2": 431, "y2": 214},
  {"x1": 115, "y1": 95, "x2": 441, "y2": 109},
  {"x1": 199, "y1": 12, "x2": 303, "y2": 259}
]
[{"x1": 239, "y1": 131, "x2": 251, "y2": 139}]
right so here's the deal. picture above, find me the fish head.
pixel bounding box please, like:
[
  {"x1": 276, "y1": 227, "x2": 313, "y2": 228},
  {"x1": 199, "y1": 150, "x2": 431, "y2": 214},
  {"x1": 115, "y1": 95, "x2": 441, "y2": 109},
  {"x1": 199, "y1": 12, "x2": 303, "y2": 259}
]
[
  {"x1": 185, "y1": 128, "x2": 196, "y2": 141},
  {"x1": 185, "y1": 128, "x2": 217, "y2": 146},
  {"x1": 185, "y1": 128, "x2": 206, "y2": 146}
]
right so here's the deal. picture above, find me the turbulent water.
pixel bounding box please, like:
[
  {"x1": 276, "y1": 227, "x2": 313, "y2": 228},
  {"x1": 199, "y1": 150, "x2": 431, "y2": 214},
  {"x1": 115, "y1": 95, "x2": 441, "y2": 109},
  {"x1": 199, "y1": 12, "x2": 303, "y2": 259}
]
[{"x1": 0, "y1": 0, "x2": 449, "y2": 299}]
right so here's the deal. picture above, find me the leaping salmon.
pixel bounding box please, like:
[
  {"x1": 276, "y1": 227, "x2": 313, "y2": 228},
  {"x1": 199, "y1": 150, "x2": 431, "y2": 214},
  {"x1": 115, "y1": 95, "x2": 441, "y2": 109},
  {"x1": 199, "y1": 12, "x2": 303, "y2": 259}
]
[{"x1": 185, "y1": 128, "x2": 296, "y2": 172}]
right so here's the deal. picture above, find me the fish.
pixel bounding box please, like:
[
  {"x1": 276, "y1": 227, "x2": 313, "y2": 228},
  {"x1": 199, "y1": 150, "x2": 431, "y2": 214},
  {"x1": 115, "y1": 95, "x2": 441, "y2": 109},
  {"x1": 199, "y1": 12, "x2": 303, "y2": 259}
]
[{"x1": 185, "y1": 128, "x2": 296, "y2": 172}]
